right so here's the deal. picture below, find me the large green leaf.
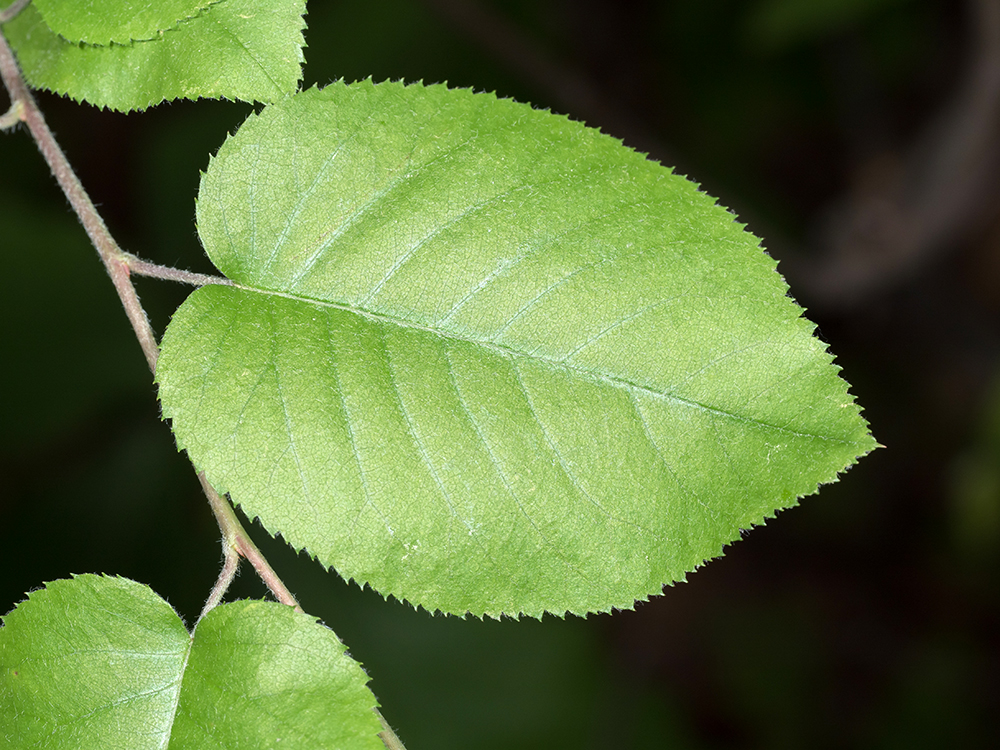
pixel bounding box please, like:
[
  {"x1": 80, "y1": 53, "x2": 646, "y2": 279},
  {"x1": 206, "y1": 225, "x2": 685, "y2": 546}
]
[
  {"x1": 156, "y1": 82, "x2": 876, "y2": 618},
  {"x1": 32, "y1": 0, "x2": 218, "y2": 45},
  {"x1": 2, "y1": 0, "x2": 306, "y2": 111},
  {"x1": 0, "y1": 575, "x2": 383, "y2": 749}
]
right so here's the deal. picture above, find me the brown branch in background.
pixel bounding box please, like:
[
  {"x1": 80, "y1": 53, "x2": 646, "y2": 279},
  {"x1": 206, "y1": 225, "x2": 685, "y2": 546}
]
[
  {"x1": 799, "y1": 0, "x2": 1000, "y2": 308},
  {"x1": 416, "y1": 0, "x2": 673, "y2": 164},
  {"x1": 0, "y1": 0, "x2": 29, "y2": 25},
  {"x1": 424, "y1": 0, "x2": 1000, "y2": 310}
]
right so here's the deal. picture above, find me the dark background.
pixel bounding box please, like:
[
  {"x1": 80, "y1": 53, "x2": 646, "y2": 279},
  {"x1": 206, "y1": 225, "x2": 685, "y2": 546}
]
[{"x1": 2, "y1": 0, "x2": 999, "y2": 747}]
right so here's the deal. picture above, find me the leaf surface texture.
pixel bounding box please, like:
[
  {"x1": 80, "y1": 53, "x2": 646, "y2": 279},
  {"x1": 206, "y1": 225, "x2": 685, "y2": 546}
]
[
  {"x1": 32, "y1": 0, "x2": 218, "y2": 45},
  {"x1": 157, "y1": 82, "x2": 876, "y2": 617},
  {"x1": 0, "y1": 575, "x2": 383, "y2": 749},
  {"x1": 3, "y1": 0, "x2": 306, "y2": 111}
]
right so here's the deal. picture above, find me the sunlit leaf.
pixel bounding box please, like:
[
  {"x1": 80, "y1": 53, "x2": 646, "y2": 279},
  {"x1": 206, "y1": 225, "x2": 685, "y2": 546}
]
[
  {"x1": 31, "y1": 0, "x2": 218, "y2": 45},
  {"x1": 157, "y1": 81, "x2": 876, "y2": 618},
  {"x1": 3, "y1": 0, "x2": 306, "y2": 111},
  {"x1": 0, "y1": 575, "x2": 383, "y2": 749}
]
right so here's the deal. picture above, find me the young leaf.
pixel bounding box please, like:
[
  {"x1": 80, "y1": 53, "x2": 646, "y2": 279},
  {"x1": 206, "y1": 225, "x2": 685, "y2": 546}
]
[
  {"x1": 2, "y1": 0, "x2": 306, "y2": 111},
  {"x1": 156, "y1": 82, "x2": 876, "y2": 618},
  {"x1": 0, "y1": 575, "x2": 383, "y2": 749},
  {"x1": 31, "y1": 0, "x2": 218, "y2": 45}
]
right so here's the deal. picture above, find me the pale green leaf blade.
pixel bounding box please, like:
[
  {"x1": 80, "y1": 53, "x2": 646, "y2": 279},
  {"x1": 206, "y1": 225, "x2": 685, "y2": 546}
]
[
  {"x1": 157, "y1": 82, "x2": 876, "y2": 617},
  {"x1": 0, "y1": 575, "x2": 189, "y2": 748},
  {"x1": 32, "y1": 0, "x2": 218, "y2": 45},
  {"x1": 172, "y1": 600, "x2": 384, "y2": 749},
  {"x1": 0, "y1": 575, "x2": 383, "y2": 749},
  {"x1": 3, "y1": 0, "x2": 306, "y2": 111}
]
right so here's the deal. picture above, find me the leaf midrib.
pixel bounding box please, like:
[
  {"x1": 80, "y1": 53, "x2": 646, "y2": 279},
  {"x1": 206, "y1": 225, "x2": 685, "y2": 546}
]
[{"x1": 218, "y1": 281, "x2": 862, "y2": 446}]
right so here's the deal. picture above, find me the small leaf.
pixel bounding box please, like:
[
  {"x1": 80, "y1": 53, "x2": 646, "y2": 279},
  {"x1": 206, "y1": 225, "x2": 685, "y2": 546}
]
[
  {"x1": 31, "y1": 0, "x2": 218, "y2": 45},
  {"x1": 3, "y1": 0, "x2": 306, "y2": 111},
  {"x1": 0, "y1": 575, "x2": 383, "y2": 749},
  {"x1": 157, "y1": 82, "x2": 876, "y2": 618}
]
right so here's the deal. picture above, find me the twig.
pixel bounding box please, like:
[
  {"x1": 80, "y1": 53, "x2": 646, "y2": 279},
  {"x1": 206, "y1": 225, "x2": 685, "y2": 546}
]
[
  {"x1": 0, "y1": 17, "x2": 306, "y2": 621},
  {"x1": 125, "y1": 253, "x2": 234, "y2": 287},
  {"x1": 5, "y1": 14, "x2": 407, "y2": 747},
  {"x1": 0, "y1": 22, "x2": 160, "y2": 371}
]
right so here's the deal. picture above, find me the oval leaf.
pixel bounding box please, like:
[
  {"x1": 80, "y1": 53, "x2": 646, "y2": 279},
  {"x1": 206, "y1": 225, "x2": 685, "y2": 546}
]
[
  {"x1": 3, "y1": 0, "x2": 306, "y2": 111},
  {"x1": 157, "y1": 82, "x2": 875, "y2": 617},
  {"x1": 0, "y1": 575, "x2": 383, "y2": 749},
  {"x1": 32, "y1": 0, "x2": 218, "y2": 45}
]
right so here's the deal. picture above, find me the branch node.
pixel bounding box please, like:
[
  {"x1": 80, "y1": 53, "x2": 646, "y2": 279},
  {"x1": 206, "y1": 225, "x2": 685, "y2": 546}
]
[{"x1": 198, "y1": 473, "x2": 302, "y2": 613}]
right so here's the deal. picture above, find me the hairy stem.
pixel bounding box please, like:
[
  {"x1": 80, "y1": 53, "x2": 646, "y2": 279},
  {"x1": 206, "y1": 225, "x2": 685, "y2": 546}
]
[
  {"x1": 3, "y1": 15, "x2": 408, "y2": 748},
  {"x1": 200, "y1": 540, "x2": 240, "y2": 621},
  {"x1": 125, "y1": 253, "x2": 234, "y2": 287},
  {"x1": 0, "y1": 22, "x2": 159, "y2": 371},
  {"x1": 376, "y1": 711, "x2": 408, "y2": 750},
  {"x1": 198, "y1": 473, "x2": 302, "y2": 612},
  {"x1": 0, "y1": 15, "x2": 306, "y2": 622}
]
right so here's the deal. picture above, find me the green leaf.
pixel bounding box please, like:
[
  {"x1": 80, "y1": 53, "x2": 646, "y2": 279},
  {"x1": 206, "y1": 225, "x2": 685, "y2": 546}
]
[
  {"x1": 156, "y1": 82, "x2": 876, "y2": 618},
  {"x1": 0, "y1": 574, "x2": 383, "y2": 749},
  {"x1": 2, "y1": 0, "x2": 306, "y2": 111},
  {"x1": 32, "y1": 0, "x2": 218, "y2": 45}
]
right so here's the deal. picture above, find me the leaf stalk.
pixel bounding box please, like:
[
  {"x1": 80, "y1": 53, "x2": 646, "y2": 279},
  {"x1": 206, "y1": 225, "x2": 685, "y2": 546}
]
[
  {"x1": 125, "y1": 252, "x2": 234, "y2": 287},
  {"x1": 0, "y1": 96, "x2": 20, "y2": 128},
  {"x1": 199, "y1": 537, "x2": 240, "y2": 621}
]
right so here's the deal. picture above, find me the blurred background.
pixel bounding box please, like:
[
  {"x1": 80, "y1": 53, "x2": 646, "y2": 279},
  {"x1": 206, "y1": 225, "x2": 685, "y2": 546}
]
[{"x1": 2, "y1": 0, "x2": 999, "y2": 746}]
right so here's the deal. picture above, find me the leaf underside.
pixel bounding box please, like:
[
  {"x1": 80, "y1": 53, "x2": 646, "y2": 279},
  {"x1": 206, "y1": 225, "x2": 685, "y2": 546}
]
[
  {"x1": 157, "y1": 81, "x2": 876, "y2": 618},
  {"x1": 0, "y1": 575, "x2": 383, "y2": 749},
  {"x1": 31, "y1": 0, "x2": 219, "y2": 45},
  {"x1": 3, "y1": 0, "x2": 306, "y2": 111}
]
